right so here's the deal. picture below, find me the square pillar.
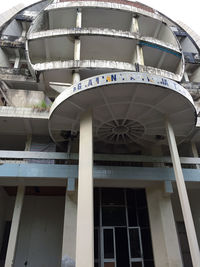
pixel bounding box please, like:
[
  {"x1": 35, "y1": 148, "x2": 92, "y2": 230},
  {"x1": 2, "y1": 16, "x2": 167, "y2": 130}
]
[
  {"x1": 146, "y1": 185, "x2": 182, "y2": 267},
  {"x1": 75, "y1": 110, "x2": 94, "y2": 267}
]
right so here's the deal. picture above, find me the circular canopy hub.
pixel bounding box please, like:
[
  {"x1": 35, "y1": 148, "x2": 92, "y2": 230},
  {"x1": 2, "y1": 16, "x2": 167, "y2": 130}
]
[{"x1": 49, "y1": 72, "x2": 196, "y2": 146}]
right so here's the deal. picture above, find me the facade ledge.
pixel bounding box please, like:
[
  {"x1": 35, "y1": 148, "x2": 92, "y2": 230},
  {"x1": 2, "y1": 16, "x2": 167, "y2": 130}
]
[
  {"x1": 31, "y1": 59, "x2": 181, "y2": 81},
  {"x1": 28, "y1": 28, "x2": 180, "y2": 52},
  {"x1": 0, "y1": 163, "x2": 200, "y2": 183},
  {"x1": 46, "y1": 1, "x2": 163, "y2": 22},
  {"x1": 32, "y1": 59, "x2": 136, "y2": 71},
  {"x1": 0, "y1": 67, "x2": 33, "y2": 80},
  {"x1": 0, "y1": 106, "x2": 49, "y2": 119},
  {"x1": 139, "y1": 64, "x2": 182, "y2": 82}
]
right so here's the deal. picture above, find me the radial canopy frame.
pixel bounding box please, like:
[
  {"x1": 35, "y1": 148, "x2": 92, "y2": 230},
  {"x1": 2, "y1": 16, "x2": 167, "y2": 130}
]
[{"x1": 49, "y1": 72, "x2": 196, "y2": 145}]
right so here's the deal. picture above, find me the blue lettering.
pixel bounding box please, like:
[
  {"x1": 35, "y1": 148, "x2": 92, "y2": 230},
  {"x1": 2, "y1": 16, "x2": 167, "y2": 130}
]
[
  {"x1": 161, "y1": 79, "x2": 168, "y2": 86},
  {"x1": 96, "y1": 77, "x2": 99, "y2": 84},
  {"x1": 73, "y1": 86, "x2": 76, "y2": 92},
  {"x1": 78, "y1": 83, "x2": 82, "y2": 90},
  {"x1": 111, "y1": 74, "x2": 117, "y2": 81},
  {"x1": 147, "y1": 76, "x2": 154, "y2": 83},
  {"x1": 88, "y1": 79, "x2": 93, "y2": 86}
]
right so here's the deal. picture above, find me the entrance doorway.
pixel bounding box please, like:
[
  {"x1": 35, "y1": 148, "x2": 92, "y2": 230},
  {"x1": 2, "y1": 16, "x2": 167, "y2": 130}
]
[{"x1": 94, "y1": 188, "x2": 154, "y2": 267}]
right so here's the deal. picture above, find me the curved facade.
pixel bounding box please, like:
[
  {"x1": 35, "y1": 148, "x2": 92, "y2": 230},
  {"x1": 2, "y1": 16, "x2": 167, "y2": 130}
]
[{"x1": 0, "y1": 1, "x2": 200, "y2": 267}]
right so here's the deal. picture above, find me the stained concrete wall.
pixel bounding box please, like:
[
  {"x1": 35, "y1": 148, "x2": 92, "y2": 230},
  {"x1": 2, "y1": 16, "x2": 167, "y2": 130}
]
[
  {"x1": 2, "y1": 19, "x2": 23, "y2": 37},
  {"x1": 0, "y1": 48, "x2": 10, "y2": 68},
  {"x1": 6, "y1": 89, "x2": 45, "y2": 108},
  {"x1": 190, "y1": 67, "x2": 200, "y2": 82}
]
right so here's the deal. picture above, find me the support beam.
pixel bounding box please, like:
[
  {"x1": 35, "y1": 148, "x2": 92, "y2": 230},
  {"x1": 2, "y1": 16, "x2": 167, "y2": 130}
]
[
  {"x1": 183, "y1": 72, "x2": 189, "y2": 82},
  {"x1": 14, "y1": 49, "x2": 20, "y2": 69},
  {"x1": 44, "y1": 39, "x2": 51, "y2": 61},
  {"x1": 165, "y1": 119, "x2": 200, "y2": 267},
  {"x1": 67, "y1": 178, "x2": 76, "y2": 193},
  {"x1": 76, "y1": 110, "x2": 93, "y2": 267},
  {"x1": 130, "y1": 16, "x2": 139, "y2": 33},
  {"x1": 132, "y1": 44, "x2": 144, "y2": 65},
  {"x1": 72, "y1": 8, "x2": 82, "y2": 84},
  {"x1": 76, "y1": 8, "x2": 82, "y2": 28},
  {"x1": 153, "y1": 22, "x2": 162, "y2": 39},
  {"x1": 72, "y1": 71, "x2": 80, "y2": 84},
  {"x1": 157, "y1": 52, "x2": 166, "y2": 69},
  {"x1": 4, "y1": 185, "x2": 25, "y2": 267},
  {"x1": 14, "y1": 57, "x2": 20, "y2": 69},
  {"x1": 25, "y1": 134, "x2": 32, "y2": 151},
  {"x1": 164, "y1": 180, "x2": 173, "y2": 194},
  {"x1": 74, "y1": 38, "x2": 81, "y2": 61},
  {"x1": 130, "y1": 16, "x2": 144, "y2": 66}
]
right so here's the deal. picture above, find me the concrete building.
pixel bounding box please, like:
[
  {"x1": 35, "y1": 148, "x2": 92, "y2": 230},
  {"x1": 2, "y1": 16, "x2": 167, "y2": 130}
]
[{"x1": 0, "y1": 0, "x2": 200, "y2": 266}]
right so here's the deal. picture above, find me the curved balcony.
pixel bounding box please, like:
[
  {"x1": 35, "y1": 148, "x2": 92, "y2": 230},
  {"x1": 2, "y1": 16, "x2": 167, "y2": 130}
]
[
  {"x1": 27, "y1": 31, "x2": 183, "y2": 81},
  {"x1": 30, "y1": 2, "x2": 179, "y2": 48},
  {"x1": 27, "y1": 0, "x2": 183, "y2": 86}
]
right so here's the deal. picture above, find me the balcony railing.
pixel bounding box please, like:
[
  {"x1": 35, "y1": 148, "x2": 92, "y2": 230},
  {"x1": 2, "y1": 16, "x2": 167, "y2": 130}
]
[
  {"x1": 0, "y1": 35, "x2": 25, "y2": 48},
  {"x1": 0, "y1": 150, "x2": 199, "y2": 167}
]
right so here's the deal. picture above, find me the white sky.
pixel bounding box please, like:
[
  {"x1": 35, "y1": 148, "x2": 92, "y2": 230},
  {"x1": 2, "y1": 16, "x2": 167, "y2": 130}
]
[{"x1": 1, "y1": 0, "x2": 200, "y2": 35}]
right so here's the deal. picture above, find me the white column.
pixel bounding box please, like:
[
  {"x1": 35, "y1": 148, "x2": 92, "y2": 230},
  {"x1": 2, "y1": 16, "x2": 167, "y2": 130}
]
[
  {"x1": 76, "y1": 110, "x2": 94, "y2": 267},
  {"x1": 165, "y1": 119, "x2": 200, "y2": 266},
  {"x1": 5, "y1": 185, "x2": 25, "y2": 267},
  {"x1": 146, "y1": 185, "x2": 182, "y2": 267},
  {"x1": 62, "y1": 188, "x2": 77, "y2": 264},
  {"x1": 130, "y1": 16, "x2": 139, "y2": 33},
  {"x1": 72, "y1": 8, "x2": 82, "y2": 84},
  {"x1": 24, "y1": 134, "x2": 32, "y2": 151},
  {"x1": 14, "y1": 49, "x2": 20, "y2": 69},
  {"x1": 76, "y1": 8, "x2": 82, "y2": 28},
  {"x1": 132, "y1": 45, "x2": 144, "y2": 65},
  {"x1": 130, "y1": 16, "x2": 144, "y2": 66}
]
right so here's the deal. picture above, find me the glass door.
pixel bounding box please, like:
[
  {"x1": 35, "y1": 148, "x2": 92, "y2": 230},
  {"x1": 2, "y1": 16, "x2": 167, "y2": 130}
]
[
  {"x1": 102, "y1": 227, "x2": 116, "y2": 267},
  {"x1": 94, "y1": 188, "x2": 154, "y2": 267}
]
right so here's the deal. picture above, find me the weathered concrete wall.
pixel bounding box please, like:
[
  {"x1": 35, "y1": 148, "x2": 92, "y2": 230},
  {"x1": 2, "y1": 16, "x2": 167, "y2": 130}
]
[
  {"x1": 2, "y1": 19, "x2": 23, "y2": 37},
  {"x1": 190, "y1": 66, "x2": 200, "y2": 82},
  {"x1": 0, "y1": 48, "x2": 10, "y2": 68},
  {"x1": 6, "y1": 89, "x2": 45, "y2": 108},
  {"x1": 15, "y1": 196, "x2": 64, "y2": 267}
]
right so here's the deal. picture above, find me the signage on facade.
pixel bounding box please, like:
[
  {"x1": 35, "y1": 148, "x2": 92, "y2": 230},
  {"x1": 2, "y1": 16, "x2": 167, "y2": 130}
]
[{"x1": 51, "y1": 72, "x2": 194, "y2": 114}]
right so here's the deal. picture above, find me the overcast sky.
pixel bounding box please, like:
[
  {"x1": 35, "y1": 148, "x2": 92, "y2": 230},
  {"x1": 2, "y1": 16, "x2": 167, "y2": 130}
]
[{"x1": 1, "y1": 0, "x2": 200, "y2": 35}]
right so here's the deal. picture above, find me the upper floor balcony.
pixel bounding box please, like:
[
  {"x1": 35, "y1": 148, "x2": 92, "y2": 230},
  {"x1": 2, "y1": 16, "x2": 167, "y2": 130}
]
[{"x1": 26, "y1": 0, "x2": 183, "y2": 84}]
